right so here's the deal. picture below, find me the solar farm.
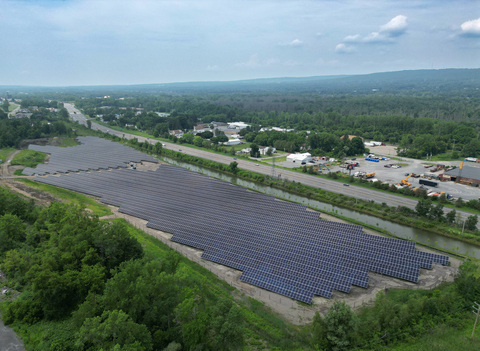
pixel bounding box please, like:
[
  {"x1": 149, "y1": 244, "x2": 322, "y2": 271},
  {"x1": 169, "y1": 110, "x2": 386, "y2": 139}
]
[
  {"x1": 22, "y1": 136, "x2": 157, "y2": 175},
  {"x1": 34, "y1": 162, "x2": 449, "y2": 304}
]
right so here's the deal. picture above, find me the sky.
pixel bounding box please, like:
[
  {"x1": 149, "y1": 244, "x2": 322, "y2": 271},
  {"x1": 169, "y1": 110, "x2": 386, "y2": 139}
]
[{"x1": 1, "y1": 0, "x2": 479, "y2": 86}]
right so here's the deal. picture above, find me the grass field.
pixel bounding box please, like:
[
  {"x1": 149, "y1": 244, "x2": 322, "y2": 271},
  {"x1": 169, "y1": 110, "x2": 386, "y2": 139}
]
[
  {"x1": 57, "y1": 137, "x2": 78, "y2": 147},
  {"x1": 16, "y1": 179, "x2": 112, "y2": 217},
  {"x1": 0, "y1": 148, "x2": 16, "y2": 162},
  {"x1": 13, "y1": 169, "x2": 25, "y2": 176},
  {"x1": 10, "y1": 150, "x2": 47, "y2": 168},
  {"x1": 8, "y1": 103, "x2": 18, "y2": 112}
]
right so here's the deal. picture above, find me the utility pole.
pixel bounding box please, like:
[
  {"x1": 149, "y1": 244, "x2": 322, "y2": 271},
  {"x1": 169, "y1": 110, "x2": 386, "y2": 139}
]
[{"x1": 472, "y1": 301, "x2": 480, "y2": 340}]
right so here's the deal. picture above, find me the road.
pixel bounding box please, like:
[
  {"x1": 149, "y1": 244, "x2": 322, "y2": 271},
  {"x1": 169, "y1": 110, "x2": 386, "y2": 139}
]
[{"x1": 64, "y1": 103, "x2": 477, "y2": 222}]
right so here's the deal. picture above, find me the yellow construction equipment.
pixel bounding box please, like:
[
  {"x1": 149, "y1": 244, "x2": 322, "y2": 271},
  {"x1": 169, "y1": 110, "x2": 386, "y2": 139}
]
[
  {"x1": 401, "y1": 173, "x2": 414, "y2": 186},
  {"x1": 365, "y1": 172, "x2": 375, "y2": 179}
]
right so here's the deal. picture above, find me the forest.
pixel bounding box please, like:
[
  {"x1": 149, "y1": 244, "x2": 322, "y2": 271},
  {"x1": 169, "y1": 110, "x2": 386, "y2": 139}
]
[{"x1": 72, "y1": 93, "x2": 480, "y2": 159}]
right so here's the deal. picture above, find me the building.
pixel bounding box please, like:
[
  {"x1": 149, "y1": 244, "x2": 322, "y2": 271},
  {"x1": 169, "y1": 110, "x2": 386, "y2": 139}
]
[
  {"x1": 287, "y1": 153, "x2": 313, "y2": 163},
  {"x1": 169, "y1": 130, "x2": 184, "y2": 138},
  {"x1": 228, "y1": 122, "x2": 250, "y2": 130},
  {"x1": 224, "y1": 139, "x2": 241, "y2": 146},
  {"x1": 440, "y1": 166, "x2": 480, "y2": 186},
  {"x1": 259, "y1": 146, "x2": 276, "y2": 155}
]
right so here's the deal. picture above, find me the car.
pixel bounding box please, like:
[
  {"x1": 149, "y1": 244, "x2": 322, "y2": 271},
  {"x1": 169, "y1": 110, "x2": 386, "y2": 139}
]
[
  {"x1": 405, "y1": 173, "x2": 410, "y2": 176},
  {"x1": 384, "y1": 164, "x2": 391, "y2": 168},
  {"x1": 233, "y1": 158, "x2": 237, "y2": 160},
  {"x1": 255, "y1": 164, "x2": 259, "y2": 166},
  {"x1": 351, "y1": 158, "x2": 356, "y2": 160},
  {"x1": 179, "y1": 149, "x2": 182, "y2": 151},
  {"x1": 343, "y1": 183, "x2": 350, "y2": 186}
]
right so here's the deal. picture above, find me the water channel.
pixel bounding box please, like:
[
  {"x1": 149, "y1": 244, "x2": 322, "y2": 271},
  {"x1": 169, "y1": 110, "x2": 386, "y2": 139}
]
[{"x1": 162, "y1": 157, "x2": 480, "y2": 259}]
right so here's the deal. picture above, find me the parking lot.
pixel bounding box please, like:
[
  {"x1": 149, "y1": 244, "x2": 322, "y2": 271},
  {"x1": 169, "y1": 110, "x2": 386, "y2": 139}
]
[{"x1": 275, "y1": 149, "x2": 480, "y2": 201}]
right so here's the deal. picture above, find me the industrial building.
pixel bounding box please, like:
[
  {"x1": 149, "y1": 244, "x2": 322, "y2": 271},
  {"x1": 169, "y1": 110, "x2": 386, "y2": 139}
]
[
  {"x1": 440, "y1": 166, "x2": 480, "y2": 186},
  {"x1": 287, "y1": 152, "x2": 313, "y2": 163}
]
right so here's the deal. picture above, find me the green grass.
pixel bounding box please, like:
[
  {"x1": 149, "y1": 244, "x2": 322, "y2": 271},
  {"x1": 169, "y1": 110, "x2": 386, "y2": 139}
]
[
  {"x1": 10, "y1": 150, "x2": 47, "y2": 168},
  {"x1": 8, "y1": 103, "x2": 18, "y2": 112},
  {"x1": 57, "y1": 137, "x2": 78, "y2": 147},
  {"x1": 16, "y1": 179, "x2": 112, "y2": 217},
  {"x1": 390, "y1": 324, "x2": 480, "y2": 350},
  {"x1": 13, "y1": 169, "x2": 25, "y2": 176},
  {"x1": 431, "y1": 151, "x2": 465, "y2": 162},
  {"x1": 0, "y1": 148, "x2": 16, "y2": 162}
]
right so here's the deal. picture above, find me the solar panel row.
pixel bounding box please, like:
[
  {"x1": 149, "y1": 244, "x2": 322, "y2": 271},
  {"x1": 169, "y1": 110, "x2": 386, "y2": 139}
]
[
  {"x1": 23, "y1": 136, "x2": 157, "y2": 175},
  {"x1": 34, "y1": 160, "x2": 450, "y2": 304}
]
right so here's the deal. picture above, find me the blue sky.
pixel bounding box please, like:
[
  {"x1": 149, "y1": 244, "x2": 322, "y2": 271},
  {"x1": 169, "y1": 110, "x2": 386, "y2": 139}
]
[{"x1": 1, "y1": 0, "x2": 479, "y2": 86}]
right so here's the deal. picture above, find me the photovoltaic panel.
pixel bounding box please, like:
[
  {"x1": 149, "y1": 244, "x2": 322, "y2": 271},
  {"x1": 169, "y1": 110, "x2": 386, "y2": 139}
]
[{"x1": 33, "y1": 151, "x2": 450, "y2": 304}]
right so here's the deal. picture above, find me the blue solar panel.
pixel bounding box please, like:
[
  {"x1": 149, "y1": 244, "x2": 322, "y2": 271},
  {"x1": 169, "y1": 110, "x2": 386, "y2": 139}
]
[{"x1": 33, "y1": 161, "x2": 450, "y2": 304}]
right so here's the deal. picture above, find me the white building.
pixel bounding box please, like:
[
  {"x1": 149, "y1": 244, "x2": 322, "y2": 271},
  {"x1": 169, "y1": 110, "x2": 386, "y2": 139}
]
[
  {"x1": 287, "y1": 153, "x2": 312, "y2": 163},
  {"x1": 259, "y1": 146, "x2": 276, "y2": 155},
  {"x1": 225, "y1": 138, "x2": 241, "y2": 146},
  {"x1": 228, "y1": 122, "x2": 250, "y2": 130}
]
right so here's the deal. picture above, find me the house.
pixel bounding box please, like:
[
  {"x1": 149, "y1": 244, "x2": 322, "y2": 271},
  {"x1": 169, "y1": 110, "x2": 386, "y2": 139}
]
[
  {"x1": 242, "y1": 148, "x2": 251, "y2": 154},
  {"x1": 287, "y1": 153, "x2": 313, "y2": 163},
  {"x1": 223, "y1": 130, "x2": 239, "y2": 138},
  {"x1": 156, "y1": 112, "x2": 170, "y2": 117},
  {"x1": 14, "y1": 113, "x2": 32, "y2": 119},
  {"x1": 169, "y1": 130, "x2": 184, "y2": 138},
  {"x1": 210, "y1": 121, "x2": 228, "y2": 127},
  {"x1": 259, "y1": 146, "x2": 276, "y2": 155}
]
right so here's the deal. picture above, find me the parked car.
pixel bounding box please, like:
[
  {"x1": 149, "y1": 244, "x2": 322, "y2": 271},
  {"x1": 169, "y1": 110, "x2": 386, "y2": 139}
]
[
  {"x1": 343, "y1": 183, "x2": 350, "y2": 186},
  {"x1": 255, "y1": 164, "x2": 259, "y2": 166},
  {"x1": 233, "y1": 158, "x2": 237, "y2": 160},
  {"x1": 179, "y1": 149, "x2": 182, "y2": 151}
]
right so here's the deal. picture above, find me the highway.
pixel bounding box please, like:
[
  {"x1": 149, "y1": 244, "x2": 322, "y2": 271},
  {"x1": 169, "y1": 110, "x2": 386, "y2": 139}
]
[{"x1": 64, "y1": 103, "x2": 475, "y2": 222}]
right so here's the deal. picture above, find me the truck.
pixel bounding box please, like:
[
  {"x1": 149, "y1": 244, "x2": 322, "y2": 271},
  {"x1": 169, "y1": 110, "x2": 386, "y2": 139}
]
[{"x1": 419, "y1": 179, "x2": 438, "y2": 187}]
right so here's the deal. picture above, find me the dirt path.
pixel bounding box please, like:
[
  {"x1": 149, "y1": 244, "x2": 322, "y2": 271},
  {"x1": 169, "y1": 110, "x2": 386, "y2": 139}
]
[{"x1": 0, "y1": 150, "x2": 21, "y2": 177}]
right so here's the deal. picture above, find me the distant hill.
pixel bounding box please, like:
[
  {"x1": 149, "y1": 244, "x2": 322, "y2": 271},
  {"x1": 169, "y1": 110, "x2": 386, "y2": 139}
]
[{"x1": 2, "y1": 68, "x2": 480, "y2": 96}]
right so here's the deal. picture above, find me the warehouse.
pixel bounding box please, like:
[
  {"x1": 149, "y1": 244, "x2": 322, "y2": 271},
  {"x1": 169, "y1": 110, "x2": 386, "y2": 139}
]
[
  {"x1": 441, "y1": 166, "x2": 480, "y2": 186},
  {"x1": 287, "y1": 152, "x2": 313, "y2": 163}
]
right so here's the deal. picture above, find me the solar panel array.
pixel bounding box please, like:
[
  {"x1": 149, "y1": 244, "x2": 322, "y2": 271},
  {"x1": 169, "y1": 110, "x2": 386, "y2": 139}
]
[
  {"x1": 22, "y1": 136, "x2": 157, "y2": 175},
  {"x1": 34, "y1": 165, "x2": 449, "y2": 304}
]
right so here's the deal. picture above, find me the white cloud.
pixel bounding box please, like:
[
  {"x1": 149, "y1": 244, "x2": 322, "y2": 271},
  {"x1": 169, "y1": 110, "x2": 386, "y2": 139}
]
[
  {"x1": 279, "y1": 39, "x2": 303, "y2": 47},
  {"x1": 337, "y1": 15, "x2": 408, "y2": 49},
  {"x1": 343, "y1": 34, "x2": 361, "y2": 43},
  {"x1": 206, "y1": 65, "x2": 220, "y2": 71},
  {"x1": 380, "y1": 15, "x2": 408, "y2": 37},
  {"x1": 315, "y1": 32, "x2": 323, "y2": 38},
  {"x1": 460, "y1": 17, "x2": 480, "y2": 37},
  {"x1": 335, "y1": 43, "x2": 355, "y2": 54}
]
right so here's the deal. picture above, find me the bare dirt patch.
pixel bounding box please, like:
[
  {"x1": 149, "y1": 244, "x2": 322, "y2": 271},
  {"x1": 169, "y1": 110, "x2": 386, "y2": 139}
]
[{"x1": 1, "y1": 180, "x2": 58, "y2": 206}]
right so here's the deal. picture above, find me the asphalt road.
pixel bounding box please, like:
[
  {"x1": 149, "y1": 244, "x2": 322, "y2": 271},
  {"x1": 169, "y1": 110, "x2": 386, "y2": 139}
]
[{"x1": 64, "y1": 103, "x2": 476, "y2": 223}]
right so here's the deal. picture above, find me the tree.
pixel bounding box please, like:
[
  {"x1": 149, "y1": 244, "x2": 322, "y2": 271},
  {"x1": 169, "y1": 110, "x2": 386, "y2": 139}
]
[
  {"x1": 250, "y1": 143, "x2": 259, "y2": 158},
  {"x1": 438, "y1": 193, "x2": 447, "y2": 204},
  {"x1": 415, "y1": 199, "x2": 432, "y2": 218},
  {"x1": 87, "y1": 120, "x2": 92, "y2": 129},
  {"x1": 0, "y1": 214, "x2": 26, "y2": 255},
  {"x1": 2, "y1": 99, "x2": 10, "y2": 112},
  {"x1": 210, "y1": 298, "x2": 244, "y2": 351},
  {"x1": 430, "y1": 204, "x2": 444, "y2": 221},
  {"x1": 74, "y1": 310, "x2": 153, "y2": 351},
  {"x1": 229, "y1": 161, "x2": 238, "y2": 174},
  {"x1": 465, "y1": 215, "x2": 478, "y2": 231},
  {"x1": 446, "y1": 209, "x2": 456, "y2": 224},
  {"x1": 217, "y1": 135, "x2": 228, "y2": 143},
  {"x1": 193, "y1": 136, "x2": 203, "y2": 147},
  {"x1": 455, "y1": 197, "x2": 464, "y2": 208},
  {"x1": 323, "y1": 301, "x2": 357, "y2": 350}
]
